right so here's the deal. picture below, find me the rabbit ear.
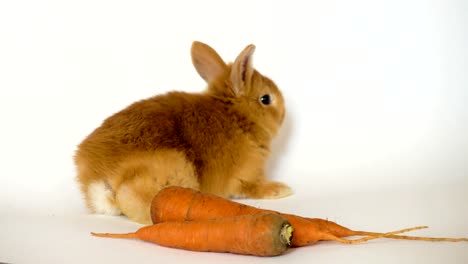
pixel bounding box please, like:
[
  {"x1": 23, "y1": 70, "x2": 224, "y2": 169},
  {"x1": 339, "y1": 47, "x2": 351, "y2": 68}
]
[
  {"x1": 191, "y1": 41, "x2": 227, "y2": 83},
  {"x1": 230, "y1": 44, "x2": 255, "y2": 96}
]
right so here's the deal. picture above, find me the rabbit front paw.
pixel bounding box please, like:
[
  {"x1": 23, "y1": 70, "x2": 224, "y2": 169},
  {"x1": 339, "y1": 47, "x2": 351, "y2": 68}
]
[{"x1": 241, "y1": 181, "x2": 293, "y2": 199}]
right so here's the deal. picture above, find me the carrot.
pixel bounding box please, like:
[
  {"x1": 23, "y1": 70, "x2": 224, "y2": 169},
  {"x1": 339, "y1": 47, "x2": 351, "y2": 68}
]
[
  {"x1": 92, "y1": 213, "x2": 293, "y2": 257},
  {"x1": 150, "y1": 186, "x2": 468, "y2": 246}
]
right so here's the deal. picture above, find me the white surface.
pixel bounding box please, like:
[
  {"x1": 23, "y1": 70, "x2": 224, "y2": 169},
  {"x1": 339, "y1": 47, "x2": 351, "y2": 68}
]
[
  {"x1": 1, "y1": 185, "x2": 467, "y2": 263},
  {"x1": 1, "y1": 0, "x2": 467, "y2": 263}
]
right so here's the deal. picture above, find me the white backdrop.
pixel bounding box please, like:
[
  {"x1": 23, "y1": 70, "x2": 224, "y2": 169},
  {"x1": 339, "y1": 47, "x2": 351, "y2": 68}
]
[{"x1": 0, "y1": 1, "x2": 467, "y2": 263}]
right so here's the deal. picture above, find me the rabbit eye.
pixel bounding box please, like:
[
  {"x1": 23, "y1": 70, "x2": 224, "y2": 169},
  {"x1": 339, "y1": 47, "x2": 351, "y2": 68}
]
[{"x1": 259, "y1": 94, "x2": 272, "y2": 105}]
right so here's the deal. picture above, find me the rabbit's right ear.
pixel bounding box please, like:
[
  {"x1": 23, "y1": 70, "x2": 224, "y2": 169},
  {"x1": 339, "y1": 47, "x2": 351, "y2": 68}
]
[{"x1": 191, "y1": 41, "x2": 227, "y2": 83}]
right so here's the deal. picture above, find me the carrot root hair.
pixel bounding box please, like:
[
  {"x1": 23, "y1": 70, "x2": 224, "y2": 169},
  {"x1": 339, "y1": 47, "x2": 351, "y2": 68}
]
[
  {"x1": 352, "y1": 230, "x2": 468, "y2": 242},
  {"x1": 328, "y1": 226, "x2": 429, "y2": 245}
]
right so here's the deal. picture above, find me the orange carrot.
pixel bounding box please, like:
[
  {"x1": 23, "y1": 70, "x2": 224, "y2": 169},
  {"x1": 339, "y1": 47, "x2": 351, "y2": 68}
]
[
  {"x1": 92, "y1": 213, "x2": 293, "y2": 257},
  {"x1": 150, "y1": 186, "x2": 468, "y2": 246}
]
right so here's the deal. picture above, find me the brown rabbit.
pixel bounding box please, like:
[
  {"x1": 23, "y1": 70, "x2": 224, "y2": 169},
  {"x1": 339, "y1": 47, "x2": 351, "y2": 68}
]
[{"x1": 75, "y1": 41, "x2": 292, "y2": 224}]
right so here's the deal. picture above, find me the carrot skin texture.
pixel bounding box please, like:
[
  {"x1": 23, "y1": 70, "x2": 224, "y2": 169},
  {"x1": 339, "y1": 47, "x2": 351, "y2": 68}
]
[
  {"x1": 151, "y1": 187, "x2": 468, "y2": 246},
  {"x1": 93, "y1": 213, "x2": 292, "y2": 257},
  {"x1": 151, "y1": 186, "x2": 355, "y2": 246}
]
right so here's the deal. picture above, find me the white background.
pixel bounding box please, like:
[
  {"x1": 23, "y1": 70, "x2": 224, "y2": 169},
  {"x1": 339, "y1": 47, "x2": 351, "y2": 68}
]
[{"x1": 0, "y1": 0, "x2": 467, "y2": 263}]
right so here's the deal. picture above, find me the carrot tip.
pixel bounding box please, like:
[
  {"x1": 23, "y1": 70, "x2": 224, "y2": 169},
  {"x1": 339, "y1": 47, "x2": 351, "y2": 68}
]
[
  {"x1": 91, "y1": 232, "x2": 117, "y2": 238},
  {"x1": 90, "y1": 232, "x2": 138, "y2": 239}
]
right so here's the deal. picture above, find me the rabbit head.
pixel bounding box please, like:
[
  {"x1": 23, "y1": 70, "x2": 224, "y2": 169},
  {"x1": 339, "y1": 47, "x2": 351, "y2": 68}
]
[{"x1": 191, "y1": 41, "x2": 285, "y2": 139}]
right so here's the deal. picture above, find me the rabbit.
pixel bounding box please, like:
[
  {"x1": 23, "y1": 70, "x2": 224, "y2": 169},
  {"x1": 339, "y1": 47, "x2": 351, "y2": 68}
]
[{"x1": 74, "y1": 41, "x2": 292, "y2": 224}]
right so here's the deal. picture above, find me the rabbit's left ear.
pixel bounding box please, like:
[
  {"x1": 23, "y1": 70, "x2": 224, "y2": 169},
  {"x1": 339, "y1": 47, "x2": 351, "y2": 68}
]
[
  {"x1": 191, "y1": 41, "x2": 227, "y2": 83},
  {"x1": 230, "y1": 44, "x2": 255, "y2": 96}
]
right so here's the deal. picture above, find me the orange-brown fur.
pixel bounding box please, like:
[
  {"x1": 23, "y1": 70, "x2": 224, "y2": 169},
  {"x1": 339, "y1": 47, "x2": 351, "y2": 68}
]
[{"x1": 75, "y1": 41, "x2": 292, "y2": 224}]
